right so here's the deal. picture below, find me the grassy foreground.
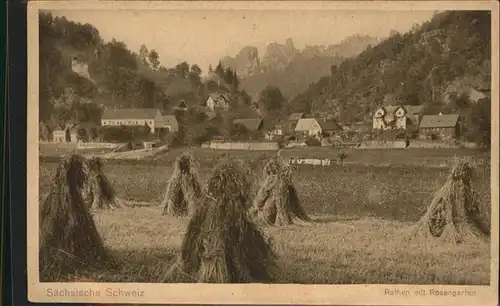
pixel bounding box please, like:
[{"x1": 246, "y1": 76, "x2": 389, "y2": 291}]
[{"x1": 38, "y1": 151, "x2": 492, "y2": 284}]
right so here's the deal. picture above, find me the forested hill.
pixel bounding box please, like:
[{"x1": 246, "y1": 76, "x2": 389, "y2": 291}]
[
  {"x1": 39, "y1": 12, "x2": 220, "y2": 131},
  {"x1": 290, "y1": 11, "x2": 491, "y2": 123}
]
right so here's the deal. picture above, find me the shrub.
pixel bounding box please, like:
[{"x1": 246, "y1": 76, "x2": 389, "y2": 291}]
[{"x1": 305, "y1": 136, "x2": 321, "y2": 147}]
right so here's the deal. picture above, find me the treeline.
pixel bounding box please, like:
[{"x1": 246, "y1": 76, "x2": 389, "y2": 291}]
[{"x1": 290, "y1": 10, "x2": 491, "y2": 146}]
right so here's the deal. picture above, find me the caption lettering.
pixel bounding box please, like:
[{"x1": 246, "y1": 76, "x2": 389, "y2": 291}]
[
  {"x1": 46, "y1": 288, "x2": 145, "y2": 297},
  {"x1": 384, "y1": 288, "x2": 477, "y2": 297}
]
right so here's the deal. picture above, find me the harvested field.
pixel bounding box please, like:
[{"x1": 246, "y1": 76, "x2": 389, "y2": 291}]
[{"x1": 38, "y1": 149, "x2": 492, "y2": 284}]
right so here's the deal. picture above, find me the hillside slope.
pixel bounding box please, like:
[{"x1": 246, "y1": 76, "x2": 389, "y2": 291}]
[{"x1": 290, "y1": 11, "x2": 491, "y2": 123}]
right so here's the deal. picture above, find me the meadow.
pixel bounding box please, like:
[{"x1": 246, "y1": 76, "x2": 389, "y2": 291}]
[{"x1": 38, "y1": 148, "x2": 492, "y2": 284}]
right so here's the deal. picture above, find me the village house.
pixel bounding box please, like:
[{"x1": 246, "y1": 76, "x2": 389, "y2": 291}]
[
  {"x1": 101, "y1": 108, "x2": 178, "y2": 134},
  {"x1": 316, "y1": 118, "x2": 343, "y2": 137},
  {"x1": 294, "y1": 118, "x2": 323, "y2": 139},
  {"x1": 206, "y1": 92, "x2": 231, "y2": 111},
  {"x1": 265, "y1": 123, "x2": 284, "y2": 140},
  {"x1": 372, "y1": 104, "x2": 424, "y2": 131},
  {"x1": 288, "y1": 112, "x2": 305, "y2": 132},
  {"x1": 52, "y1": 129, "x2": 67, "y2": 143},
  {"x1": 293, "y1": 117, "x2": 343, "y2": 140},
  {"x1": 418, "y1": 114, "x2": 461, "y2": 141},
  {"x1": 233, "y1": 118, "x2": 264, "y2": 140}
]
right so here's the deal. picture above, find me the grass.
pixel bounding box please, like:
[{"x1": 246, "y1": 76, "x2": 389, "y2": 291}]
[{"x1": 38, "y1": 149, "x2": 492, "y2": 285}]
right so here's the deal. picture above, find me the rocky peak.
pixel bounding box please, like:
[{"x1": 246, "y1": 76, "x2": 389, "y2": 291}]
[
  {"x1": 221, "y1": 45, "x2": 261, "y2": 77},
  {"x1": 261, "y1": 38, "x2": 299, "y2": 72}
]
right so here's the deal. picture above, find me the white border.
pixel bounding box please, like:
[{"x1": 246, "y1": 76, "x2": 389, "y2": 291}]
[{"x1": 27, "y1": 1, "x2": 499, "y2": 305}]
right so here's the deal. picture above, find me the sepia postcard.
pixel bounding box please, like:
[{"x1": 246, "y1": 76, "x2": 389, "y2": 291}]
[{"x1": 27, "y1": 0, "x2": 499, "y2": 305}]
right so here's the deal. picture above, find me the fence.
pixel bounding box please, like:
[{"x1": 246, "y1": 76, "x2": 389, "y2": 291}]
[
  {"x1": 207, "y1": 141, "x2": 279, "y2": 151},
  {"x1": 77, "y1": 142, "x2": 123, "y2": 149},
  {"x1": 358, "y1": 140, "x2": 407, "y2": 149}
]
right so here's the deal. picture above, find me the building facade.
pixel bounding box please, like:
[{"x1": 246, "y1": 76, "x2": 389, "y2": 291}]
[
  {"x1": 101, "y1": 108, "x2": 178, "y2": 134},
  {"x1": 206, "y1": 93, "x2": 231, "y2": 111},
  {"x1": 372, "y1": 105, "x2": 424, "y2": 131},
  {"x1": 418, "y1": 114, "x2": 461, "y2": 141},
  {"x1": 294, "y1": 118, "x2": 323, "y2": 139}
]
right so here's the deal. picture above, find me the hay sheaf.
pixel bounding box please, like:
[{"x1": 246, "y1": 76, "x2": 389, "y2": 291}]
[
  {"x1": 408, "y1": 158, "x2": 489, "y2": 244},
  {"x1": 165, "y1": 158, "x2": 278, "y2": 283},
  {"x1": 83, "y1": 157, "x2": 122, "y2": 210},
  {"x1": 40, "y1": 154, "x2": 110, "y2": 276},
  {"x1": 251, "y1": 156, "x2": 310, "y2": 226},
  {"x1": 162, "y1": 152, "x2": 202, "y2": 216}
]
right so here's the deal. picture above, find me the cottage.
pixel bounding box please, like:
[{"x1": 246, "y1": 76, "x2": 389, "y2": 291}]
[
  {"x1": 418, "y1": 114, "x2": 461, "y2": 141},
  {"x1": 265, "y1": 123, "x2": 284, "y2": 140},
  {"x1": 101, "y1": 108, "x2": 178, "y2": 134},
  {"x1": 288, "y1": 112, "x2": 305, "y2": 131},
  {"x1": 316, "y1": 118, "x2": 343, "y2": 137},
  {"x1": 52, "y1": 129, "x2": 67, "y2": 143},
  {"x1": 294, "y1": 118, "x2": 323, "y2": 139},
  {"x1": 372, "y1": 104, "x2": 424, "y2": 131},
  {"x1": 206, "y1": 92, "x2": 231, "y2": 111}
]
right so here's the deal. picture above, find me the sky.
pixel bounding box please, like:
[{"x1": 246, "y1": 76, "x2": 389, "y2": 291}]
[{"x1": 49, "y1": 9, "x2": 436, "y2": 74}]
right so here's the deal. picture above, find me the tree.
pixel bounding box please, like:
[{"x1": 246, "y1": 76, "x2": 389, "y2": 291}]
[
  {"x1": 215, "y1": 61, "x2": 224, "y2": 79},
  {"x1": 190, "y1": 64, "x2": 202, "y2": 76},
  {"x1": 148, "y1": 49, "x2": 160, "y2": 70},
  {"x1": 231, "y1": 70, "x2": 240, "y2": 92},
  {"x1": 175, "y1": 62, "x2": 190, "y2": 78},
  {"x1": 139, "y1": 44, "x2": 149, "y2": 65},
  {"x1": 223, "y1": 68, "x2": 234, "y2": 85},
  {"x1": 103, "y1": 40, "x2": 138, "y2": 71},
  {"x1": 465, "y1": 97, "x2": 491, "y2": 147},
  {"x1": 258, "y1": 86, "x2": 286, "y2": 115}
]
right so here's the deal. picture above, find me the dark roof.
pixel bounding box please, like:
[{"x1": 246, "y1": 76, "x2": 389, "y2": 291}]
[
  {"x1": 402, "y1": 105, "x2": 424, "y2": 115},
  {"x1": 419, "y1": 114, "x2": 460, "y2": 128},
  {"x1": 316, "y1": 118, "x2": 342, "y2": 131},
  {"x1": 208, "y1": 92, "x2": 231, "y2": 102},
  {"x1": 289, "y1": 113, "x2": 304, "y2": 121},
  {"x1": 233, "y1": 118, "x2": 263, "y2": 131},
  {"x1": 67, "y1": 121, "x2": 100, "y2": 132},
  {"x1": 102, "y1": 108, "x2": 161, "y2": 120}
]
